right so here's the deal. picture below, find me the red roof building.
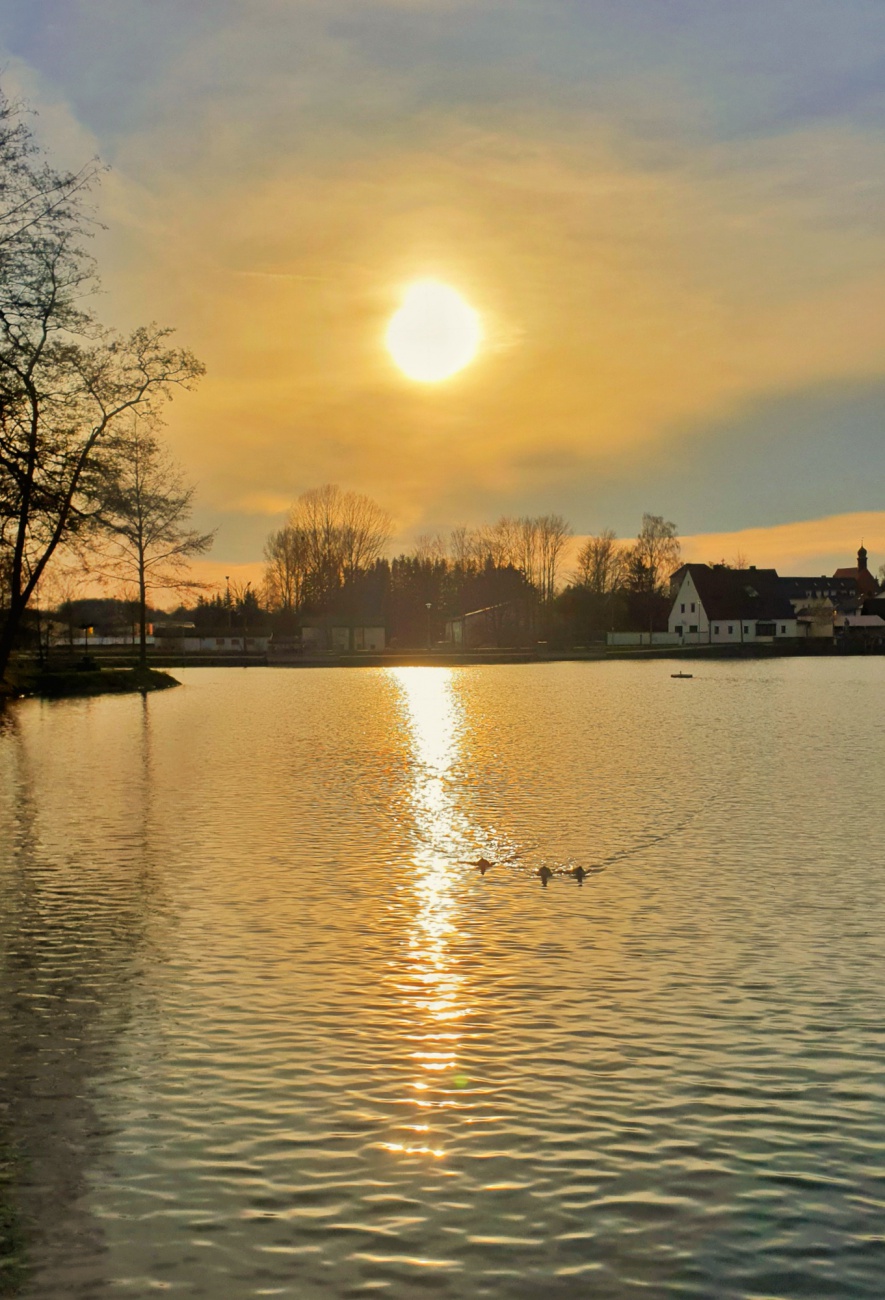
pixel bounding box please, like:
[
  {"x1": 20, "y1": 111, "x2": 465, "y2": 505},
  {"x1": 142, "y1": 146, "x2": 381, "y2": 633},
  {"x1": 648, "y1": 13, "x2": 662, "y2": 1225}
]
[{"x1": 833, "y1": 545, "x2": 878, "y2": 598}]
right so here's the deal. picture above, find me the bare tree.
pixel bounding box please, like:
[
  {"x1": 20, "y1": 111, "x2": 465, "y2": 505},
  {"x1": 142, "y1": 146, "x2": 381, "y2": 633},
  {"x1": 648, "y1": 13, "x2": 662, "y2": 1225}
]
[
  {"x1": 448, "y1": 523, "x2": 493, "y2": 570},
  {"x1": 264, "y1": 524, "x2": 311, "y2": 613},
  {"x1": 0, "y1": 87, "x2": 204, "y2": 684},
  {"x1": 447, "y1": 513, "x2": 572, "y2": 602},
  {"x1": 414, "y1": 532, "x2": 447, "y2": 564},
  {"x1": 0, "y1": 88, "x2": 102, "y2": 257},
  {"x1": 97, "y1": 418, "x2": 214, "y2": 667},
  {"x1": 449, "y1": 525, "x2": 470, "y2": 568},
  {"x1": 513, "y1": 517, "x2": 539, "y2": 589},
  {"x1": 574, "y1": 529, "x2": 627, "y2": 596},
  {"x1": 338, "y1": 486, "x2": 392, "y2": 583},
  {"x1": 536, "y1": 513, "x2": 573, "y2": 603},
  {"x1": 628, "y1": 514, "x2": 682, "y2": 595},
  {"x1": 266, "y1": 484, "x2": 391, "y2": 609},
  {"x1": 486, "y1": 517, "x2": 517, "y2": 568},
  {"x1": 489, "y1": 514, "x2": 573, "y2": 602}
]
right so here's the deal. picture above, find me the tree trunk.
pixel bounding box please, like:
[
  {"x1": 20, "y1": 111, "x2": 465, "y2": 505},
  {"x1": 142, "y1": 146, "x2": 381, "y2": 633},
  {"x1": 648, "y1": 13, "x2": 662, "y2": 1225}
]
[
  {"x1": 0, "y1": 603, "x2": 23, "y2": 685},
  {"x1": 138, "y1": 568, "x2": 148, "y2": 670}
]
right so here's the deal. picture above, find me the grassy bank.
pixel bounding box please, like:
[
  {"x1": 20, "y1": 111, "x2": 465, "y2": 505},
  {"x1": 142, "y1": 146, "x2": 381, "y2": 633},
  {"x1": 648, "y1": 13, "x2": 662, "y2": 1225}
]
[{"x1": 2, "y1": 665, "x2": 180, "y2": 699}]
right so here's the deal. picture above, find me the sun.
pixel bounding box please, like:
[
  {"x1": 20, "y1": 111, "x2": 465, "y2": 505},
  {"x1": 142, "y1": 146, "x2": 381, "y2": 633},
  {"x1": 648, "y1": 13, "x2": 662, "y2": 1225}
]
[{"x1": 386, "y1": 280, "x2": 482, "y2": 383}]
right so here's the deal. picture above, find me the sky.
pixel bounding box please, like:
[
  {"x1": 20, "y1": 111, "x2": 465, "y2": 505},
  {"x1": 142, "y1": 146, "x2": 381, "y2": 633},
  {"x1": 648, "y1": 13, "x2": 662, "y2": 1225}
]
[{"x1": 2, "y1": 0, "x2": 884, "y2": 589}]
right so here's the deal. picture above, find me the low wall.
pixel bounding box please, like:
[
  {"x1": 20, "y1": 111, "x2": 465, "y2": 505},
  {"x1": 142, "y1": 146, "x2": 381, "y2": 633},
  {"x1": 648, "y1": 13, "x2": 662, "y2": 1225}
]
[{"x1": 606, "y1": 632, "x2": 682, "y2": 647}]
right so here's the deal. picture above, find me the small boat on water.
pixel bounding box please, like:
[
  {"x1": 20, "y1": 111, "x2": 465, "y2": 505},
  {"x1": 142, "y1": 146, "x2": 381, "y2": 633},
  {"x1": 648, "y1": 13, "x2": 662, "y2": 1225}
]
[{"x1": 671, "y1": 672, "x2": 693, "y2": 679}]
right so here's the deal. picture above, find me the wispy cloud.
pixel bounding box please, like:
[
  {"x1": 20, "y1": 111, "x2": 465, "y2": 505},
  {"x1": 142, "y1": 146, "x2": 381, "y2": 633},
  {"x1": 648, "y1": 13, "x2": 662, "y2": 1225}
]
[
  {"x1": 682, "y1": 511, "x2": 885, "y2": 576},
  {"x1": 2, "y1": 0, "x2": 883, "y2": 566}
]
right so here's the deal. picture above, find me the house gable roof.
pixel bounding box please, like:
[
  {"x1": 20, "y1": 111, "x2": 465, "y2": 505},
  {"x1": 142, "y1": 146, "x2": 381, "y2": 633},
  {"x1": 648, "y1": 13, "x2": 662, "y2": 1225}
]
[{"x1": 675, "y1": 565, "x2": 795, "y2": 621}]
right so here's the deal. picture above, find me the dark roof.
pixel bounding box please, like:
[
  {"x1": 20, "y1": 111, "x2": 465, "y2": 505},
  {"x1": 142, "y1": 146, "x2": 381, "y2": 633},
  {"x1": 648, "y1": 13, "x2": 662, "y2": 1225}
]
[
  {"x1": 780, "y1": 575, "x2": 859, "y2": 606},
  {"x1": 457, "y1": 602, "x2": 515, "y2": 620},
  {"x1": 833, "y1": 566, "x2": 878, "y2": 595},
  {"x1": 678, "y1": 565, "x2": 795, "y2": 621}
]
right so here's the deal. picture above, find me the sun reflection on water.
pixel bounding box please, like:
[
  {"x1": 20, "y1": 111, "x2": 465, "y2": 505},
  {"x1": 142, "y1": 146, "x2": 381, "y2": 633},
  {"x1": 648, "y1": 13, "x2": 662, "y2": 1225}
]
[{"x1": 383, "y1": 667, "x2": 474, "y2": 1159}]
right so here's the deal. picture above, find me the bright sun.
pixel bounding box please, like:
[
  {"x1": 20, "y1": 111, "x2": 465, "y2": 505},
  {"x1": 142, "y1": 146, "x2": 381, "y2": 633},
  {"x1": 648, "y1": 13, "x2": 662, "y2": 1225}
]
[{"x1": 386, "y1": 280, "x2": 482, "y2": 382}]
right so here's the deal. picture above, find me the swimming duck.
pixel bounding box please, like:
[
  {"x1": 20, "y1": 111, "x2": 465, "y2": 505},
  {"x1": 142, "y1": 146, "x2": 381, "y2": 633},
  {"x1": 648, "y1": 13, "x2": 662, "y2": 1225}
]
[
  {"x1": 573, "y1": 865, "x2": 587, "y2": 884},
  {"x1": 537, "y1": 865, "x2": 553, "y2": 886},
  {"x1": 475, "y1": 857, "x2": 493, "y2": 875}
]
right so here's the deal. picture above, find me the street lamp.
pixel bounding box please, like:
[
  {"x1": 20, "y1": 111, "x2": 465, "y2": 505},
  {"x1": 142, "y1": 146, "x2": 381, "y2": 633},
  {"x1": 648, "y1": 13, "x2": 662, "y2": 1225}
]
[
  {"x1": 225, "y1": 575, "x2": 231, "y2": 638},
  {"x1": 426, "y1": 602, "x2": 432, "y2": 651}
]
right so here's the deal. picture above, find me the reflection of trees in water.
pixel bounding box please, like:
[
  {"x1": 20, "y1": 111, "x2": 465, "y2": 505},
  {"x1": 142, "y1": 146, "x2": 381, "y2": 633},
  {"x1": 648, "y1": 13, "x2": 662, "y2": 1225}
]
[{"x1": 0, "y1": 699, "x2": 166, "y2": 1296}]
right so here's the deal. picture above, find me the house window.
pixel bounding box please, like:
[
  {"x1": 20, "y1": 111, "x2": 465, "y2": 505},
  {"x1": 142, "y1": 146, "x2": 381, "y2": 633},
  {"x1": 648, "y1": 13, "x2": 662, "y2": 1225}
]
[
  {"x1": 756, "y1": 622, "x2": 775, "y2": 636},
  {"x1": 674, "y1": 625, "x2": 683, "y2": 636},
  {"x1": 728, "y1": 625, "x2": 733, "y2": 634},
  {"x1": 780, "y1": 625, "x2": 786, "y2": 634},
  {"x1": 690, "y1": 602, "x2": 696, "y2": 613},
  {"x1": 713, "y1": 625, "x2": 719, "y2": 634},
  {"x1": 680, "y1": 603, "x2": 685, "y2": 613},
  {"x1": 744, "y1": 626, "x2": 750, "y2": 635},
  {"x1": 216, "y1": 637, "x2": 224, "y2": 646},
  {"x1": 689, "y1": 625, "x2": 698, "y2": 633}
]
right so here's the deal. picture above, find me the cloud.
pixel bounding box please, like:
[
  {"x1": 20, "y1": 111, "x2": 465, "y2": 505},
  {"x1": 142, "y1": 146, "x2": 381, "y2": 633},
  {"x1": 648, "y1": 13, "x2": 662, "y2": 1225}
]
[
  {"x1": 681, "y1": 511, "x2": 885, "y2": 576},
  {"x1": 107, "y1": 115, "x2": 885, "y2": 541},
  {"x1": 2, "y1": 1, "x2": 884, "y2": 566}
]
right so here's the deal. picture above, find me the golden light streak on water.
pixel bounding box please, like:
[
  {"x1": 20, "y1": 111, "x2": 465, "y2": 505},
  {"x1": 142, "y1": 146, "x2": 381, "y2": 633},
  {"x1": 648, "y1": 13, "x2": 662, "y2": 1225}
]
[{"x1": 388, "y1": 668, "x2": 473, "y2": 1158}]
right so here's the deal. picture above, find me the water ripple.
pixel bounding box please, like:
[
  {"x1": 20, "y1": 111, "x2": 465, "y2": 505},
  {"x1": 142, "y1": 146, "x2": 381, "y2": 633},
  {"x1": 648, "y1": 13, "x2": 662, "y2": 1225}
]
[{"x1": 1, "y1": 661, "x2": 884, "y2": 1296}]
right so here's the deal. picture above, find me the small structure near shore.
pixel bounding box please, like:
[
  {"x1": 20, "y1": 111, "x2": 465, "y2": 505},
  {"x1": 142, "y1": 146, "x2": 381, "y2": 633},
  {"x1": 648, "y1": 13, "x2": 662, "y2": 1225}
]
[{"x1": 300, "y1": 617, "x2": 386, "y2": 653}]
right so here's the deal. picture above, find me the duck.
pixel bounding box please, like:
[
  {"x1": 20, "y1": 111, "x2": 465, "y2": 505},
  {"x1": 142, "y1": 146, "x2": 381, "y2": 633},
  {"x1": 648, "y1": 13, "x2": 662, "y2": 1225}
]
[
  {"x1": 474, "y1": 856, "x2": 493, "y2": 875},
  {"x1": 572, "y1": 865, "x2": 587, "y2": 884},
  {"x1": 537, "y1": 865, "x2": 553, "y2": 886}
]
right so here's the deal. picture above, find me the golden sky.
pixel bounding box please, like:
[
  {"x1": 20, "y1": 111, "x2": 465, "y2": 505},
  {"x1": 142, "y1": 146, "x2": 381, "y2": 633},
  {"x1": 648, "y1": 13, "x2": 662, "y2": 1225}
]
[{"x1": 3, "y1": 1, "x2": 884, "y2": 585}]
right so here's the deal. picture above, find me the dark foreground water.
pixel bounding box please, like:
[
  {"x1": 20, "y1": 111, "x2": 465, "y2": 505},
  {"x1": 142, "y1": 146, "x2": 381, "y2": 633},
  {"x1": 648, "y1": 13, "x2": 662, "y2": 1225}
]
[{"x1": 1, "y1": 661, "x2": 884, "y2": 1298}]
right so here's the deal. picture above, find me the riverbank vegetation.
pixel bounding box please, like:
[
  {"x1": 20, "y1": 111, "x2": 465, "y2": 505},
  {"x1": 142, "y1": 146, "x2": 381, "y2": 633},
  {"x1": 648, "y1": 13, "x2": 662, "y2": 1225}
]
[{"x1": 2, "y1": 663, "x2": 179, "y2": 700}]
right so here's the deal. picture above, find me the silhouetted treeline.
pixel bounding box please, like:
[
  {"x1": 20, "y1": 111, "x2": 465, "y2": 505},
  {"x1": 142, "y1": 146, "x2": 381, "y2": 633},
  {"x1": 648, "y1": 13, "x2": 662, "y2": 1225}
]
[
  {"x1": 342, "y1": 555, "x2": 535, "y2": 647},
  {"x1": 29, "y1": 511, "x2": 684, "y2": 652},
  {"x1": 245, "y1": 500, "x2": 684, "y2": 647}
]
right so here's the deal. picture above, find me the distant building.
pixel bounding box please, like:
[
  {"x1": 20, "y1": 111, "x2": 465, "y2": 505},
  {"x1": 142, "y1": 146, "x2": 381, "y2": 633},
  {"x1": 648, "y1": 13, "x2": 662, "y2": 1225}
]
[
  {"x1": 778, "y1": 575, "x2": 860, "y2": 614},
  {"x1": 833, "y1": 545, "x2": 879, "y2": 599},
  {"x1": 668, "y1": 546, "x2": 881, "y2": 645},
  {"x1": 668, "y1": 565, "x2": 804, "y2": 644},
  {"x1": 445, "y1": 602, "x2": 521, "y2": 648},
  {"x1": 149, "y1": 621, "x2": 196, "y2": 644},
  {"x1": 151, "y1": 623, "x2": 269, "y2": 653},
  {"x1": 300, "y1": 617, "x2": 386, "y2": 653},
  {"x1": 836, "y1": 613, "x2": 885, "y2": 642}
]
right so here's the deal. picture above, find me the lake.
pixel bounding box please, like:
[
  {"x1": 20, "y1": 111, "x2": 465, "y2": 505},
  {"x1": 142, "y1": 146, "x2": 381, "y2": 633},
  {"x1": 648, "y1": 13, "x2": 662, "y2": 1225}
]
[{"x1": 1, "y1": 660, "x2": 884, "y2": 1298}]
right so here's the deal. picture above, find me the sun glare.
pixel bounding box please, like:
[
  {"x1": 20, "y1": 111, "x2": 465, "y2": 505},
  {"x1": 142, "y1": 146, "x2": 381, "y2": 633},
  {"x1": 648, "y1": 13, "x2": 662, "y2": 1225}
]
[{"x1": 386, "y1": 281, "x2": 482, "y2": 383}]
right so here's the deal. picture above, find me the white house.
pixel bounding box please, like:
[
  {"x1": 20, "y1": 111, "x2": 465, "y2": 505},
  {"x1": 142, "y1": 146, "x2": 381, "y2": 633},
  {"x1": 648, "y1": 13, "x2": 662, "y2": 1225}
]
[{"x1": 668, "y1": 565, "x2": 805, "y2": 644}]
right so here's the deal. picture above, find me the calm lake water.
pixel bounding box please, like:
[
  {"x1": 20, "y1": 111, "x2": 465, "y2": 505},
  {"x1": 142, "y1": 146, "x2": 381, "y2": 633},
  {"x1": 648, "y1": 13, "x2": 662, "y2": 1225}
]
[{"x1": 1, "y1": 661, "x2": 884, "y2": 1298}]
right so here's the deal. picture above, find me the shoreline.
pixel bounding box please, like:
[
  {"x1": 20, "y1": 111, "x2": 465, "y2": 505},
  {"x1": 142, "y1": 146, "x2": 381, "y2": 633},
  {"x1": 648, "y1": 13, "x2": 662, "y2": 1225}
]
[
  {"x1": 161, "y1": 640, "x2": 882, "y2": 667},
  {"x1": 2, "y1": 666, "x2": 181, "y2": 701},
  {"x1": 4, "y1": 641, "x2": 881, "y2": 696}
]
